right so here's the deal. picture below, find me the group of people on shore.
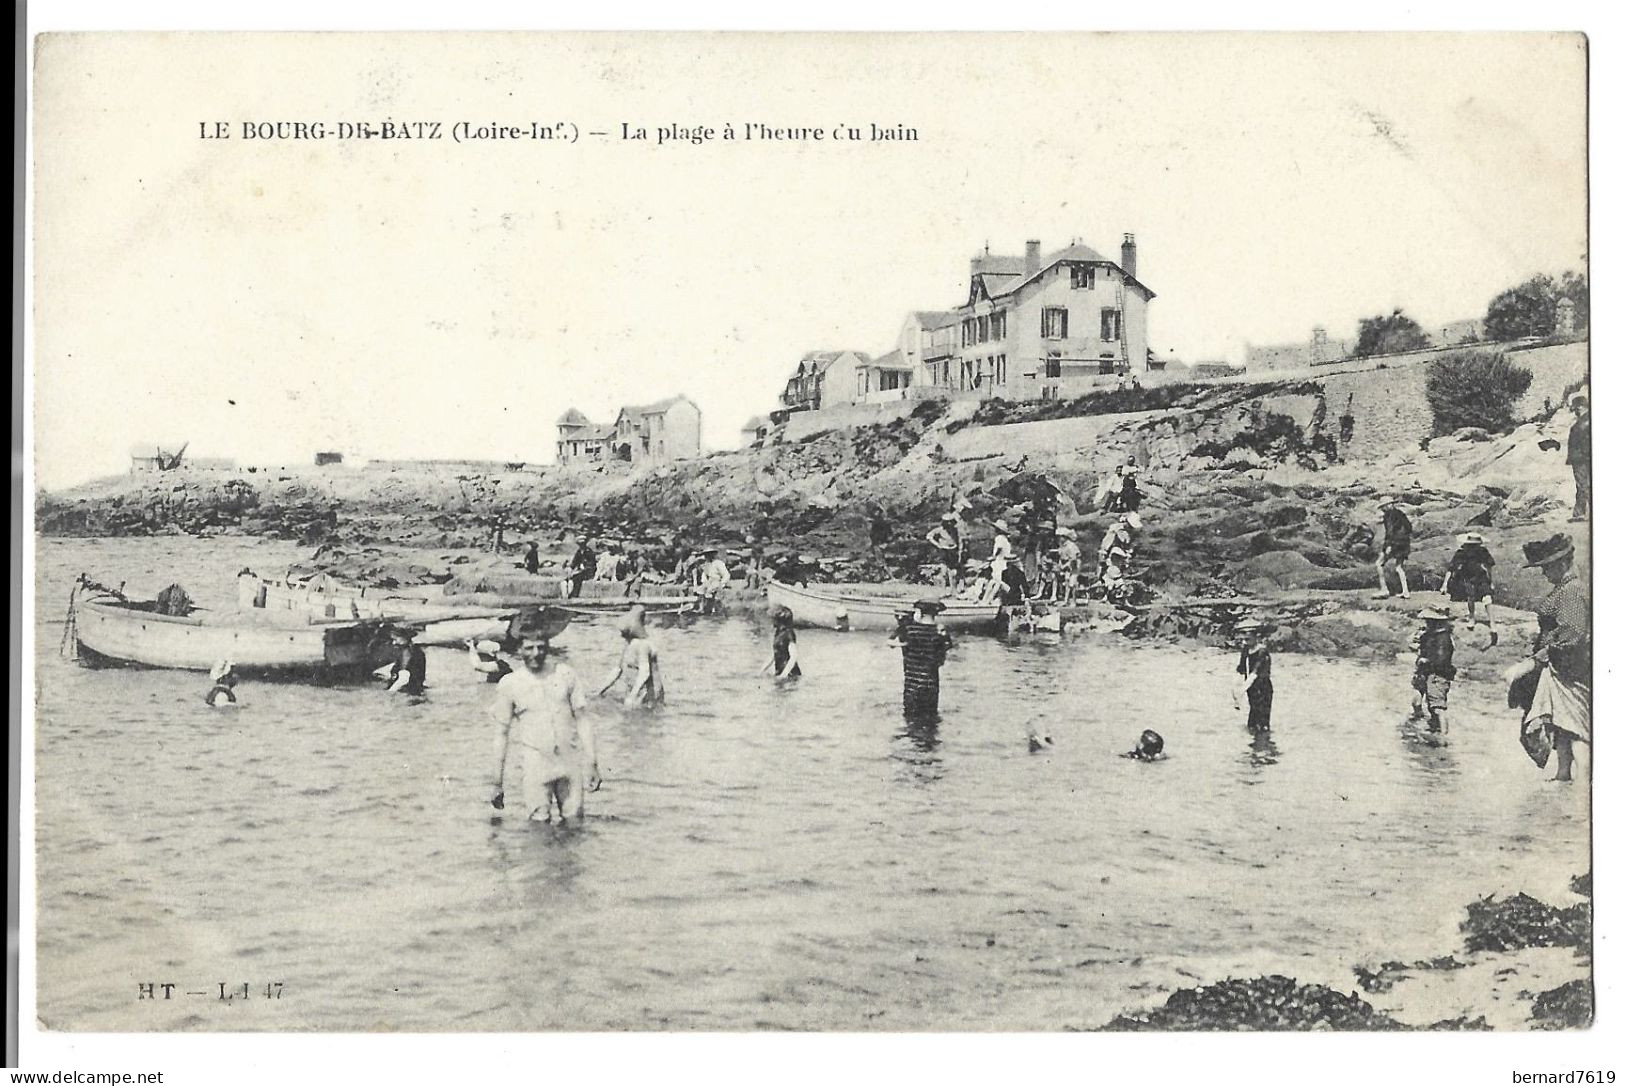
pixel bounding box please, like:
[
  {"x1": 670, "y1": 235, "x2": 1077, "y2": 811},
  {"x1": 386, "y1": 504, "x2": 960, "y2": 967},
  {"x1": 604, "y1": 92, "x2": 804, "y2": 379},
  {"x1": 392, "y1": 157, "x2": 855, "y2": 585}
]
[{"x1": 925, "y1": 461, "x2": 1149, "y2": 610}]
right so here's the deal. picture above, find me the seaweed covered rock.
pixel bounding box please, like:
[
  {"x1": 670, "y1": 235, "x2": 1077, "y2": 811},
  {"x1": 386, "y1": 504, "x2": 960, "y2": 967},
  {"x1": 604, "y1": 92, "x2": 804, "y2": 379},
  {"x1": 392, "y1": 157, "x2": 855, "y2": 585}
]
[
  {"x1": 1461, "y1": 893, "x2": 1591, "y2": 953},
  {"x1": 1529, "y1": 979, "x2": 1594, "y2": 1029},
  {"x1": 1104, "y1": 975, "x2": 1403, "y2": 1031}
]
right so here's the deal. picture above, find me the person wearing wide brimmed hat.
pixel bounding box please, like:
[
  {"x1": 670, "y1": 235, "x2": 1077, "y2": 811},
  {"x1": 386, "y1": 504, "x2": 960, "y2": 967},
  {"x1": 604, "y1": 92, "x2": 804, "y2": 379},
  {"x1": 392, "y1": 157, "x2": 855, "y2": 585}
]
[
  {"x1": 1511, "y1": 533, "x2": 1590, "y2": 781},
  {"x1": 925, "y1": 512, "x2": 966, "y2": 589},
  {"x1": 1440, "y1": 531, "x2": 1498, "y2": 643},
  {"x1": 1231, "y1": 617, "x2": 1275, "y2": 735},
  {"x1": 698, "y1": 548, "x2": 732, "y2": 616},
  {"x1": 490, "y1": 622, "x2": 600, "y2": 822},
  {"x1": 1567, "y1": 395, "x2": 1590, "y2": 522},
  {"x1": 1373, "y1": 498, "x2": 1414, "y2": 600},
  {"x1": 890, "y1": 598, "x2": 952, "y2": 717},
  {"x1": 759, "y1": 603, "x2": 802, "y2": 683},
  {"x1": 1409, "y1": 607, "x2": 1457, "y2": 743},
  {"x1": 466, "y1": 636, "x2": 514, "y2": 684},
  {"x1": 600, "y1": 604, "x2": 665, "y2": 706}
]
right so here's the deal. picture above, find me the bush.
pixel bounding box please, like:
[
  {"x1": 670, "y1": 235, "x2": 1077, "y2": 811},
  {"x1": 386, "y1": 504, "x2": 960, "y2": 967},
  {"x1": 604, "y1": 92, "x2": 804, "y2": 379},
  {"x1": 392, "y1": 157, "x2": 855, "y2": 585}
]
[{"x1": 1425, "y1": 351, "x2": 1534, "y2": 436}]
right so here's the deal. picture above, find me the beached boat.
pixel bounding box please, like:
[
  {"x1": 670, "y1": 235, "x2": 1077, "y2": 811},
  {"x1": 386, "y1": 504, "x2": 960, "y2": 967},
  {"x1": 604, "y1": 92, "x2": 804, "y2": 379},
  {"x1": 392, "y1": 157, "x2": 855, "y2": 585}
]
[
  {"x1": 241, "y1": 571, "x2": 695, "y2": 640},
  {"x1": 67, "y1": 588, "x2": 395, "y2": 677},
  {"x1": 239, "y1": 572, "x2": 521, "y2": 646},
  {"x1": 765, "y1": 581, "x2": 1001, "y2": 633}
]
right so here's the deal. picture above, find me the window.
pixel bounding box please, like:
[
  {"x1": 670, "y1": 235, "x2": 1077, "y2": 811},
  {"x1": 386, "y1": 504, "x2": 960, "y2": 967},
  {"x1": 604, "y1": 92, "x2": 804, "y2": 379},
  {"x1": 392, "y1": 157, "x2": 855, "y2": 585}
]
[
  {"x1": 1098, "y1": 357, "x2": 1115, "y2": 375},
  {"x1": 991, "y1": 310, "x2": 1007, "y2": 340},
  {"x1": 1042, "y1": 307, "x2": 1069, "y2": 339},
  {"x1": 1070, "y1": 266, "x2": 1096, "y2": 290},
  {"x1": 1101, "y1": 308, "x2": 1122, "y2": 342},
  {"x1": 962, "y1": 319, "x2": 973, "y2": 347},
  {"x1": 976, "y1": 315, "x2": 989, "y2": 343},
  {"x1": 1046, "y1": 352, "x2": 1062, "y2": 379}
]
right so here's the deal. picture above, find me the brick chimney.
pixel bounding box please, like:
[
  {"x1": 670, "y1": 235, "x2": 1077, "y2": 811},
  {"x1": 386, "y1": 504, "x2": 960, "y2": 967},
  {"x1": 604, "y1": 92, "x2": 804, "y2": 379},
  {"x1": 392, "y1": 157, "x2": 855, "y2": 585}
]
[
  {"x1": 1025, "y1": 239, "x2": 1042, "y2": 278},
  {"x1": 970, "y1": 241, "x2": 991, "y2": 278},
  {"x1": 1120, "y1": 233, "x2": 1138, "y2": 278}
]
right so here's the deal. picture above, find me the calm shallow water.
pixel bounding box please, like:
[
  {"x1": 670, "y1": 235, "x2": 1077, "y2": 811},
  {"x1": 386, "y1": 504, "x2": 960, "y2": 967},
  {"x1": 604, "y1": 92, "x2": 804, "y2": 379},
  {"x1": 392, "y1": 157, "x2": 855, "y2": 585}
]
[{"x1": 33, "y1": 537, "x2": 1589, "y2": 1031}]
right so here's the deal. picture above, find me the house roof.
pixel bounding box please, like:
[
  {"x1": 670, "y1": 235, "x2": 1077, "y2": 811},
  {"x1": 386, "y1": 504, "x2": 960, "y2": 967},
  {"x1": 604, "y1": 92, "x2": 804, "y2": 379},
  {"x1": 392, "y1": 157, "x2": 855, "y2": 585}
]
[
  {"x1": 971, "y1": 240, "x2": 1154, "y2": 302},
  {"x1": 910, "y1": 310, "x2": 959, "y2": 330},
  {"x1": 565, "y1": 424, "x2": 615, "y2": 441},
  {"x1": 866, "y1": 349, "x2": 909, "y2": 370},
  {"x1": 556, "y1": 407, "x2": 591, "y2": 426}
]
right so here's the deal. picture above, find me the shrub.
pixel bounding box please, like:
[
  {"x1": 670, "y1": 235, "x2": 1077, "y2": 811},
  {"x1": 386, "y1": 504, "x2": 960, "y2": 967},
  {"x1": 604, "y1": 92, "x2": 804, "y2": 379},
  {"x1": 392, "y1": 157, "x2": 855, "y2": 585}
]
[{"x1": 1424, "y1": 351, "x2": 1534, "y2": 436}]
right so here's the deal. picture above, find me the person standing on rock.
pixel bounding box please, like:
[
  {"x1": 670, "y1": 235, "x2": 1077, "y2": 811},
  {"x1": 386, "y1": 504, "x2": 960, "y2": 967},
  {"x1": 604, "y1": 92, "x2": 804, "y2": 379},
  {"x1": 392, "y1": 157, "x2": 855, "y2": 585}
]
[
  {"x1": 988, "y1": 518, "x2": 1015, "y2": 583},
  {"x1": 891, "y1": 599, "x2": 952, "y2": 718},
  {"x1": 1410, "y1": 608, "x2": 1456, "y2": 744},
  {"x1": 1232, "y1": 618, "x2": 1273, "y2": 735},
  {"x1": 867, "y1": 502, "x2": 893, "y2": 574},
  {"x1": 1441, "y1": 532, "x2": 1497, "y2": 644},
  {"x1": 1098, "y1": 515, "x2": 1135, "y2": 581},
  {"x1": 1055, "y1": 527, "x2": 1083, "y2": 605},
  {"x1": 1567, "y1": 396, "x2": 1590, "y2": 522},
  {"x1": 523, "y1": 541, "x2": 540, "y2": 576},
  {"x1": 925, "y1": 514, "x2": 965, "y2": 588},
  {"x1": 1374, "y1": 500, "x2": 1413, "y2": 599}
]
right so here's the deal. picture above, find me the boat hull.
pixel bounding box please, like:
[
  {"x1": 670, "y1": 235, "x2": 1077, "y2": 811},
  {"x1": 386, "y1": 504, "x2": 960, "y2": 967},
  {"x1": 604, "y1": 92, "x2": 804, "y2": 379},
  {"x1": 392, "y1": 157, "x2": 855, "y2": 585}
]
[
  {"x1": 765, "y1": 582, "x2": 1000, "y2": 632},
  {"x1": 74, "y1": 599, "x2": 393, "y2": 677}
]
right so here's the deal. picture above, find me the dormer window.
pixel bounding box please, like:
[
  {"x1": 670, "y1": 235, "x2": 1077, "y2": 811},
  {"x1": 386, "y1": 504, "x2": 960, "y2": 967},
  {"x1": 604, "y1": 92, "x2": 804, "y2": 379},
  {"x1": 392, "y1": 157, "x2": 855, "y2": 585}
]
[{"x1": 1070, "y1": 266, "x2": 1096, "y2": 290}]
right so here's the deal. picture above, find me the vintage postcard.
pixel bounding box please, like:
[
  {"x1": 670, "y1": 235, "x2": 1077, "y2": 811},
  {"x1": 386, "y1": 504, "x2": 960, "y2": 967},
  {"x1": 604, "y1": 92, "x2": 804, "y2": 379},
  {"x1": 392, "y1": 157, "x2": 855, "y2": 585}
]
[{"x1": 23, "y1": 25, "x2": 1599, "y2": 1066}]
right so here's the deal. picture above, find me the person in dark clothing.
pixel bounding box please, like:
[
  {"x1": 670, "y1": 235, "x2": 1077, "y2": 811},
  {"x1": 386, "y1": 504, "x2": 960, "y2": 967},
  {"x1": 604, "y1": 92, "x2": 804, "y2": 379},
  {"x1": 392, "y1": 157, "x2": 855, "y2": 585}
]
[
  {"x1": 1117, "y1": 467, "x2": 1143, "y2": 514},
  {"x1": 1441, "y1": 532, "x2": 1496, "y2": 641},
  {"x1": 1567, "y1": 396, "x2": 1590, "y2": 522},
  {"x1": 771, "y1": 551, "x2": 811, "y2": 587},
  {"x1": 892, "y1": 599, "x2": 952, "y2": 717},
  {"x1": 1375, "y1": 500, "x2": 1413, "y2": 599},
  {"x1": 1232, "y1": 618, "x2": 1273, "y2": 734},
  {"x1": 382, "y1": 629, "x2": 427, "y2": 695},
  {"x1": 996, "y1": 561, "x2": 1030, "y2": 606},
  {"x1": 566, "y1": 537, "x2": 596, "y2": 599},
  {"x1": 762, "y1": 605, "x2": 802, "y2": 681},
  {"x1": 523, "y1": 541, "x2": 540, "y2": 576},
  {"x1": 1410, "y1": 608, "x2": 1456, "y2": 743},
  {"x1": 868, "y1": 502, "x2": 893, "y2": 564}
]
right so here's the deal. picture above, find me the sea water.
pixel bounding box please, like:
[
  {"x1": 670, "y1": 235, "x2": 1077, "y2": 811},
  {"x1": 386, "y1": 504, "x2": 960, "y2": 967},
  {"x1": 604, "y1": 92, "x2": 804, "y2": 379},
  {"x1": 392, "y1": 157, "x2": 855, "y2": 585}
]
[{"x1": 31, "y1": 536, "x2": 1589, "y2": 1030}]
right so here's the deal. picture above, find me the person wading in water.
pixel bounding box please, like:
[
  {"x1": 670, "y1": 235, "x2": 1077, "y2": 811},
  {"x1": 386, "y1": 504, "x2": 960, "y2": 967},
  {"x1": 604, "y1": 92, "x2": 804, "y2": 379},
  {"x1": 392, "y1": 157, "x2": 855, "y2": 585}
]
[{"x1": 890, "y1": 599, "x2": 952, "y2": 717}]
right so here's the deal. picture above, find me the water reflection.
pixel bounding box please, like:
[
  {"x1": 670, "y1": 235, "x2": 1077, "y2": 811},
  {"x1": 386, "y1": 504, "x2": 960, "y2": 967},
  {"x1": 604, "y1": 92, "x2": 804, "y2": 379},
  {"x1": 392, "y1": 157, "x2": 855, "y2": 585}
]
[
  {"x1": 1396, "y1": 717, "x2": 1459, "y2": 782},
  {"x1": 1244, "y1": 730, "x2": 1280, "y2": 769},
  {"x1": 892, "y1": 711, "x2": 944, "y2": 783}
]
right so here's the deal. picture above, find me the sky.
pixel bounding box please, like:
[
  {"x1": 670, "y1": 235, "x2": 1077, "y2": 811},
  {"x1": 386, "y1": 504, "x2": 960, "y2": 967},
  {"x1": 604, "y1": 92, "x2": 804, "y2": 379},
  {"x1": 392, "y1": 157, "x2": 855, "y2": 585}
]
[{"x1": 31, "y1": 32, "x2": 1587, "y2": 488}]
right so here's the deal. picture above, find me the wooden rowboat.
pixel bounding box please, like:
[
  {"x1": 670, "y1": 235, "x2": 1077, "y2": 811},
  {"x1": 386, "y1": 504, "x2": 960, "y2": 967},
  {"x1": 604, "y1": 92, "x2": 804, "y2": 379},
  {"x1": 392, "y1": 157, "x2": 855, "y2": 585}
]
[
  {"x1": 239, "y1": 572, "x2": 517, "y2": 647},
  {"x1": 69, "y1": 592, "x2": 395, "y2": 677},
  {"x1": 765, "y1": 581, "x2": 1001, "y2": 633}
]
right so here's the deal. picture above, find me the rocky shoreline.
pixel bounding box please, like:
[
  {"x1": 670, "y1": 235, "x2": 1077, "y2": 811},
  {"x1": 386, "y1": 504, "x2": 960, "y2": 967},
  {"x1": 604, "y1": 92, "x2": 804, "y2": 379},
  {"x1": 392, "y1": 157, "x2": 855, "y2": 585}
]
[{"x1": 1103, "y1": 874, "x2": 1592, "y2": 1031}]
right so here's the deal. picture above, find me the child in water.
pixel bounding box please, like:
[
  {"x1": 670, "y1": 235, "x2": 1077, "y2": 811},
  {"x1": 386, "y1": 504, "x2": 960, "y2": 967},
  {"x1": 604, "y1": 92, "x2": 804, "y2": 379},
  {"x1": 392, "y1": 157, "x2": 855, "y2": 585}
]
[
  {"x1": 1122, "y1": 729, "x2": 1165, "y2": 761},
  {"x1": 1232, "y1": 618, "x2": 1274, "y2": 734},
  {"x1": 205, "y1": 660, "x2": 239, "y2": 707},
  {"x1": 1410, "y1": 607, "x2": 1456, "y2": 744}
]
